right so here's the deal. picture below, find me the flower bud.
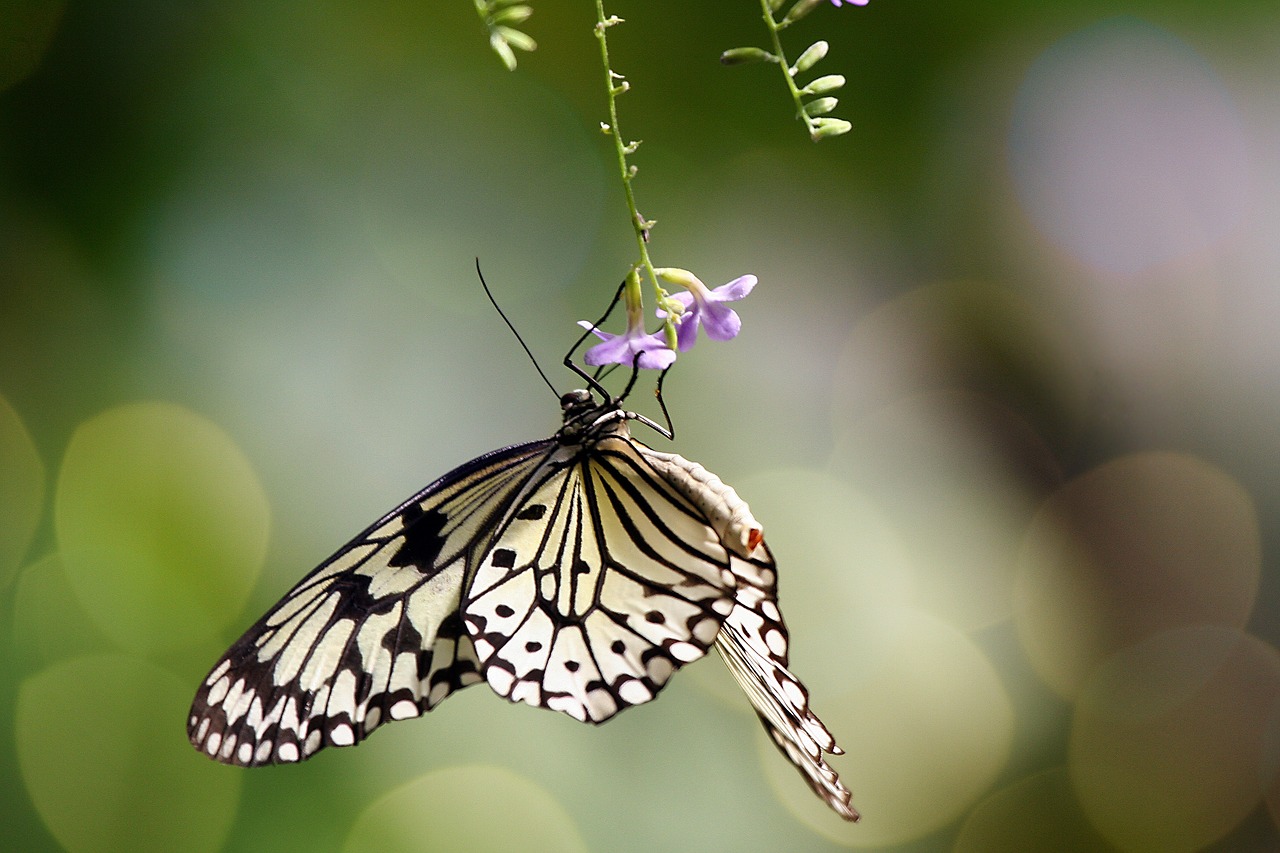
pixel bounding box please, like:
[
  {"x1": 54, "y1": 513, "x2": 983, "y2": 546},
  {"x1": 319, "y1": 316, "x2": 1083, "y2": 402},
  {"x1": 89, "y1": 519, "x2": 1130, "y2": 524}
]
[
  {"x1": 663, "y1": 320, "x2": 679, "y2": 351},
  {"x1": 804, "y1": 97, "x2": 838, "y2": 116},
  {"x1": 489, "y1": 33, "x2": 517, "y2": 70},
  {"x1": 496, "y1": 26, "x2": 536, "y2": 52},
  {"x1": 720, "y1": 47, "x2": 778, "y2": 66},
  {"x1": 789, "y1": 40, "x2": 828, "y2": 76},
  {"x1": 781, "y1": 0, "x2": 825, "y2": 26},
  {"x1": 489, "y1": 5, "x2": 533, "y2": 26},
  {"x1": 809, "y1": 117, "x2": 853, "y2": 140},
  {"x1": 800, "y1": 74, "x2": 846, "y2": 96}
]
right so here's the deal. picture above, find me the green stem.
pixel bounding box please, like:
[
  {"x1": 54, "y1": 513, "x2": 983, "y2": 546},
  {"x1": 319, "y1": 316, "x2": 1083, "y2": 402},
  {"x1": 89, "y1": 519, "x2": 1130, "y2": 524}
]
[
  {"x1": 758, "y1": 0, "x2": 822, "y2": 139},
  {"x1": 593, "y1": 1, "x2": 666, "y2": 312}
]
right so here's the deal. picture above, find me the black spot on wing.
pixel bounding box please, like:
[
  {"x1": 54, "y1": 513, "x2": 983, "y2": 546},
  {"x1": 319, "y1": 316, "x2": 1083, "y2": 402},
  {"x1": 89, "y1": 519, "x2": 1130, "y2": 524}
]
[
  {"x1": 388, "y1": 505, "x2": 448, "y2": 568},
  {"x1": 516, "y1": 504, "x2": 547, "y2": 520}
]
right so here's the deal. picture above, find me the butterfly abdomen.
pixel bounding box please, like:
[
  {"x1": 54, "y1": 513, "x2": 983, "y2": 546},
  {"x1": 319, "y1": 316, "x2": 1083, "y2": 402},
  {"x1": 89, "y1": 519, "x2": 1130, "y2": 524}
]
[{"x1": 637, "y1": 447, "x2": 763, "y2": 557}]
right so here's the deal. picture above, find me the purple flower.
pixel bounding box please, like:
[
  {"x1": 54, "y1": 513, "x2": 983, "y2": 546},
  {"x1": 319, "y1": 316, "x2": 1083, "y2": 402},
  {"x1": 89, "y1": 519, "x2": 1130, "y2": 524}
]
[
  {"x1": 656, "y1": 272, "x2": 757, "y2": 352},
  {"x1": 577, "y1": 320, "x2": 677, "y2": 370},
  {"x1": 831, "y1": 0, "x2": 870, "y2": 6}
]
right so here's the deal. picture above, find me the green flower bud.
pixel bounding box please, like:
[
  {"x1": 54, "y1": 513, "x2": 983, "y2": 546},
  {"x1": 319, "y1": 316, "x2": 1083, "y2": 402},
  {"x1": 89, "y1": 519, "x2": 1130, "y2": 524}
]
[
  {"x1": 809, "y1": 117, "x2": 853, "y2": 140},
  {"x1": 496, "y1": 26, "x2": 536, "y2": 52},
  {"x1": 489, "y1": 33, "x2": 517, "y2": 70},
  {"x1": 781, "y1": 0, "x2": 826, "y2": 26},
  {"x1": 800, "y1": 74, "x2": 846, "y2": 96},
  {"x1": 720, "y1": 47, "x2": 778, "y2": 66},
  {"x1": 789, "y1": 40, "x2": 828, "y2": 76},
  {"x1": 489, "y1": 4, "x2": 532, "y2": 26},
  {"x1": 804, "y1": 97, "x2": 838, "y2": 116}
]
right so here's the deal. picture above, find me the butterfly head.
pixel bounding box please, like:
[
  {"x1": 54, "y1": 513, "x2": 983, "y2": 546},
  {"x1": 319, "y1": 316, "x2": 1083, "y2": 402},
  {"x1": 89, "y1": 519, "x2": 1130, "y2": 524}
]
[{"x1": 557, "y1": 389, "x2": 629, "y2": 444}]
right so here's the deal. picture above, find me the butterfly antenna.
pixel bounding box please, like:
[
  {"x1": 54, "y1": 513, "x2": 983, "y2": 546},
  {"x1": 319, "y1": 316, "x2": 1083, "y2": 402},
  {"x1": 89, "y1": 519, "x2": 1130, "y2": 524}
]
[{"x1": 476, "y1": 259, "x2": 558, "y2": 398}]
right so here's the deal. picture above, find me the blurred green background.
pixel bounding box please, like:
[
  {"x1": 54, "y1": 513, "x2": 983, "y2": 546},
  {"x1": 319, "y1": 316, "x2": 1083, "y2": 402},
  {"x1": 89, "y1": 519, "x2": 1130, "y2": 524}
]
[{"x1": 4, "y1": 1, "x2": 1280, "y2": 851}]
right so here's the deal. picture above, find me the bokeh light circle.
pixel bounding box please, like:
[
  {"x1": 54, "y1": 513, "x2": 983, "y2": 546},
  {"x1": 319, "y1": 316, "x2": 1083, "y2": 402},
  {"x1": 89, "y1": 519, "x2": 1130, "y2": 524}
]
[
  {"x1": 1009, "y1": 17, "x2": 1251, "y2": 277},
  {"x1": 1069, "y1": 627, "x2": 1280, "y2": 852},
  {"x1": 11, "y1": 553, "x2": 110, "y2": 669},
  {"x1": 54, "y1": 402, "x2": 270, "y2": 655},
  {"x1": 0, "y1": 392, "x2": 44, "y2": 588},
  {"x1": 831, "y1": 389, "x2": 1061, "y2": 632},
  {"x1": 954, "y1": 767, "x2": 1110, "y2": 853},
  {"x1": 830, "y1": 280, "x2": 1088, "y2": 442},
  {"x1": 762, "y1": 608, "x2": 1013, "y2": 846},
  {"x1": 1015, "y1": 451, "x2": 1259, "y2": 698},
  {"x1": 342, "y1": 764, "x2": 588, "y2": 853},
  {"x1": 16, "y1": 654, "x2": 242, "y2": 853}
]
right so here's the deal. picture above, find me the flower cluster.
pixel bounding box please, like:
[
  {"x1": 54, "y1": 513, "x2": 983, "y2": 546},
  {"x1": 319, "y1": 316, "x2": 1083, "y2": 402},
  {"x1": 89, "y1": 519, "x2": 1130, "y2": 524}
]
[
  {"x1": 579, "y1": 271, "x2": 757, "y2": 369},
  {"x1": 720, "y1": 0, "x2": 869, "y2": 141},
  {"x1": 476, "y1": 0, "x2": 537, "y2": 70}
]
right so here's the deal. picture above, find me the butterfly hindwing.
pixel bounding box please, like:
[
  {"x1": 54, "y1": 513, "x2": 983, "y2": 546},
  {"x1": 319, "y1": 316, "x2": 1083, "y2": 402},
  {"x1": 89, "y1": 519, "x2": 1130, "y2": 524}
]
[
  {"x1": 464, "y1": 435, "x2": 739, "y2": 723},
  {"x1": 715, "y1": 546, "x2": 859, "y2": 821},
  {"x1": 188, "y1": 440, "x2": 553, "y2": 766}
]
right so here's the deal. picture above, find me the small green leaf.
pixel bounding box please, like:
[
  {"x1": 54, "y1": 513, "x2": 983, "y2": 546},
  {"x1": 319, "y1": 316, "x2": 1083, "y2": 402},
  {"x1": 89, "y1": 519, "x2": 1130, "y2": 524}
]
[
  {"x1": 810, "y1": 117, "x2": 853, "y2": 140},
  {"x1": 720, "y1": 46, "x2": 778, "y2": 66},
  {"x1": 790, "y1": 40, "x2": 828, "y2": 76},
  {"x1": 800, "y1": 74, "x2": 846, "y2": 96}
]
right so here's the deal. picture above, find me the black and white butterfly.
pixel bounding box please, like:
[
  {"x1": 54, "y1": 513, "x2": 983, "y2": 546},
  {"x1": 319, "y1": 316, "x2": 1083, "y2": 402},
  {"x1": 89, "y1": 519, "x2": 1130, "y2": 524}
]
[{"x1": 188, "y1": 316, "x2": 859, "y2": 822}]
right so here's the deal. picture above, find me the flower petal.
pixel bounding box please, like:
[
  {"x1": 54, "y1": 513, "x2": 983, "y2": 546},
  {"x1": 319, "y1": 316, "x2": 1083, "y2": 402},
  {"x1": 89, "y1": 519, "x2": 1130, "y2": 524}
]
[
  {"x1": 578, "y1": 321, "x2": 676, "y2": 368},
  {"x1": 636, "y1": 346, "x2": 678, "y2": 369},
  {"x1": 699, "y1": 302, "x2": 742, "y2": 341},
  {"x1": 710, "y1": 274, "x2": 756, "y2": 303},
  {"x1": 674, "y1": 312, "x2": 701, "y2": 351}
]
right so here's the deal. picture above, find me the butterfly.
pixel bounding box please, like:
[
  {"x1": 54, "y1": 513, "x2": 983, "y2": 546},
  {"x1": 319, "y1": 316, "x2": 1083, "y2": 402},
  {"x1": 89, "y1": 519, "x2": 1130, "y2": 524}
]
[{"x1": 188, "y1": 350, "x2": 859, "y2": 822}]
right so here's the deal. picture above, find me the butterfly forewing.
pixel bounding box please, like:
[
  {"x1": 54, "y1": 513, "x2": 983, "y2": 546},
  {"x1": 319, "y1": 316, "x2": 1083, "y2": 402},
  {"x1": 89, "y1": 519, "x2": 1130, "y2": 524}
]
[
  {"x1": 464, "y1": 435, "x2": 739, "y2": 723},
  {"x1": 188, "y1": 440, "x2": 553, "y2": 766}
]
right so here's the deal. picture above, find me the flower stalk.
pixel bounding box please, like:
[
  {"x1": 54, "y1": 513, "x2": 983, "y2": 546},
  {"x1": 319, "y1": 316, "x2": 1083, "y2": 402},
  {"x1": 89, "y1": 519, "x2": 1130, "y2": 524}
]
[{"x1": 593, "y1": 2, "x2": 683, "y2": 335}]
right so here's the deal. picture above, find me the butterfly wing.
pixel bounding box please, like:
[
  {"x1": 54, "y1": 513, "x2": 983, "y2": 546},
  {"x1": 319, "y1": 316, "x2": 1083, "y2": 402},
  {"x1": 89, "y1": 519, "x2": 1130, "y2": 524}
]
[
  {"x1": 463, "y1": 434, "x2": 740, "y2": 723},
  {"x1": 716, "y1": 547, "x2": 859, "y2": 821},
  {"x1": 637, "y1": 444, "x2": 859, "y2": 821},
  {"x1": 188, "y1": 440, "x2": 553, "y2": 766}
]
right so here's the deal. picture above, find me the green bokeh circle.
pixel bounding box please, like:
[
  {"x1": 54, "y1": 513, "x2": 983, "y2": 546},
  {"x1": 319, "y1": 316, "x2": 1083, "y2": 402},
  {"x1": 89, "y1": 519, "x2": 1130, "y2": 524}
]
[
  {"x1": 16, "y1": 653, "x2": 242, "y2": 853},
  {"x1": 54, "y1": 402, "x2": 269, "y2": 655},
  {"x1": 0, "y1": 392, "x2": 45, "y2": 588},
  {"x1": 343, "y1": 765, "x2": 589, "y2": 853}
]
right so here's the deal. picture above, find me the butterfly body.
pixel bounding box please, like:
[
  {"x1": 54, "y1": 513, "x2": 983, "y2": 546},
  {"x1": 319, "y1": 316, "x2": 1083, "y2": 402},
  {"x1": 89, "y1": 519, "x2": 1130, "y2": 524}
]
[{"x1": 189, "y1": 388, "x2": 858, "y2": 821}]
